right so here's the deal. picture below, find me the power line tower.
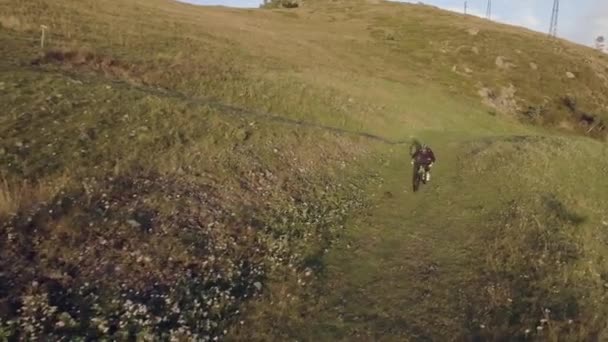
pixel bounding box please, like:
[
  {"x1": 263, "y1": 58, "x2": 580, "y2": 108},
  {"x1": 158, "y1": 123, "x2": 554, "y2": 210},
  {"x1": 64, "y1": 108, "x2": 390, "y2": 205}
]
[
  {"x1": 549, "y1": 0, "x2": 560, "y2": 37},
  {"x1": 486, "y1": 0, "x2": 492, "y2": 19}
]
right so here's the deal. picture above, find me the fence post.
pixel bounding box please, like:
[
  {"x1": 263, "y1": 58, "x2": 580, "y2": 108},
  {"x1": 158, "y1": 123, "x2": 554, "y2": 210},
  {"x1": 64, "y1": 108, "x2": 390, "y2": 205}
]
[{"x1": 40, "y1": 25, "x2": 48, "y2": 49}]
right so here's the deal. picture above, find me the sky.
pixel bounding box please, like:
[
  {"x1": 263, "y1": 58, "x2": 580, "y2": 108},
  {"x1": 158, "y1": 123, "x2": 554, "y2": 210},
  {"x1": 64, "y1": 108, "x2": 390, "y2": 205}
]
[{"x1": 182, "y1": 0, "x2": 608, "y2": 46}]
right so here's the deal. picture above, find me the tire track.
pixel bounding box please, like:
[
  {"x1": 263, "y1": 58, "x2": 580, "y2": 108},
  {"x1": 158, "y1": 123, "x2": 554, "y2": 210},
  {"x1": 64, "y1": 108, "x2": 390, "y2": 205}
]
[{"x1": 1, "y1": 63, "x2": 409, "y2": 145}]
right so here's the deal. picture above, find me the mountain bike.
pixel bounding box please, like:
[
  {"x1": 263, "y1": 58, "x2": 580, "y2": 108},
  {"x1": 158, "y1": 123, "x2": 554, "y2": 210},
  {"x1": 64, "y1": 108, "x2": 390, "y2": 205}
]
[{"x1": 412, "y1": 162, "x2": 431, "y2": 192}]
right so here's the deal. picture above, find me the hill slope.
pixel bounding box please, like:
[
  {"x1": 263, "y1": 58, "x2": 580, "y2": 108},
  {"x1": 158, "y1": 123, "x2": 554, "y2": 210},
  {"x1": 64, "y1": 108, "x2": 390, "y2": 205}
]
[{"x1": 1, "y1": 0, "x2": 608, "y2": 340}]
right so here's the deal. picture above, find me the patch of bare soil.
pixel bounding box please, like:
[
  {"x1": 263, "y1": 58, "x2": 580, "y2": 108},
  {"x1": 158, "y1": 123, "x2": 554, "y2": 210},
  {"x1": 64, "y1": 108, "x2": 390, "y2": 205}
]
[{"x1": 32, "y1": 49, "x2": 143, "y2": 84}]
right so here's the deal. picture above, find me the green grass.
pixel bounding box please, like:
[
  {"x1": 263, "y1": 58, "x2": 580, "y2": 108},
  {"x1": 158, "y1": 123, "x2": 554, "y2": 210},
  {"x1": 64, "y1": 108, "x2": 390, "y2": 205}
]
[
  {"x1": 1, "y1": 0, "x2": 608, "y2": 340},
  {"x1": 0, "y1": 55, "x2": 377, "y2": 340},
  {"x1": 235, "y1": 134, "x2": 608, "y2": 341}
]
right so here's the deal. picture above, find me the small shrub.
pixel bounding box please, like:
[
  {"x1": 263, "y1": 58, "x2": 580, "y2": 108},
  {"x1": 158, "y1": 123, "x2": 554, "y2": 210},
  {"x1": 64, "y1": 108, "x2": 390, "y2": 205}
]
[
  {"x1": 0, "y1": 177, "x2": 48, "y2": 218},
  {"x1": 261, "y1": 0, "x2": 300, "y2": 9}
]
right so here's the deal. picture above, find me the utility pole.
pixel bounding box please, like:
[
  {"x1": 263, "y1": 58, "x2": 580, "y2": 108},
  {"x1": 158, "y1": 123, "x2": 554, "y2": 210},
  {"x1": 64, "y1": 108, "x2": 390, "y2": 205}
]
[
  {"x1": 486, "y1": 0, "x2": 492, "y2": 19},
  {"x1": 549, "y1": 0, "x2": 560, "y2": 38},
  {"x1": 464, "y1": 1, "x2": 467, "y2": 15}
]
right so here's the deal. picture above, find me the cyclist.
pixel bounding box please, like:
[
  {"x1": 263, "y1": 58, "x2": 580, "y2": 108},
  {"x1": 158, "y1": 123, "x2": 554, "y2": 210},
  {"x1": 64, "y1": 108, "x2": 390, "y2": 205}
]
[{"x1": 411, "y1": 144, "x2": 436, "y2": 182}]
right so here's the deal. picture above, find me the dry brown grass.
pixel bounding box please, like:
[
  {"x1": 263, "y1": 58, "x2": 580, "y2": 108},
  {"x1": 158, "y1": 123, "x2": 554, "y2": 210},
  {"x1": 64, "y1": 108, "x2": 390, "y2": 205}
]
[
  {"x1": 0, "y1": 175, "x2": 69, "y2": 218},
  {"x1": 0, "y1": 177, "x2": 17, "y2": 217},
  {"x1": 1, "y1": 178, "x2": 39, "y2": 217}
]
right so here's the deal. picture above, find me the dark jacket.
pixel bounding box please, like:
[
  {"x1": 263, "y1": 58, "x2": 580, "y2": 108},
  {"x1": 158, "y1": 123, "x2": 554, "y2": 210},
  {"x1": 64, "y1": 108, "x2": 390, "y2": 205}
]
[{"x1": 413, "y1": 148, "x2": 436, "y2": 165}]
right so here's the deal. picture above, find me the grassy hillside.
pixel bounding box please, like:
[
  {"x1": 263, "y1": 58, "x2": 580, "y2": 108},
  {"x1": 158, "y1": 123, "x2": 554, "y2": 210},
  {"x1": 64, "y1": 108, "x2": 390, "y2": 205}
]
[
  {"x1": 243, "y1": 135, "x2": 608, "y2": 341},
  {"x1": 2, "y1": 0, "x2": 607, "y2": 138},
  {"x1": 1, "y1": 0, "x2": 607, "y2": 340}
]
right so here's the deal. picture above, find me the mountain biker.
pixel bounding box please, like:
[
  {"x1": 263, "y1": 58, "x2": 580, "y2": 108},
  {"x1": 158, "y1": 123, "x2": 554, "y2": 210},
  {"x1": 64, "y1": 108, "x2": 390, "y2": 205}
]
[{"x1": 411, "y1": 144, "x2": 436, "y2": 182}]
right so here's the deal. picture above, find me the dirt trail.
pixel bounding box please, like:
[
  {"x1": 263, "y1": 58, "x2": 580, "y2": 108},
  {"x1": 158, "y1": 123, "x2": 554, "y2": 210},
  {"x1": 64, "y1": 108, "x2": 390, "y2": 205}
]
[{"x1": 289, "y1": 140, "x2": 487, "y2": 341}]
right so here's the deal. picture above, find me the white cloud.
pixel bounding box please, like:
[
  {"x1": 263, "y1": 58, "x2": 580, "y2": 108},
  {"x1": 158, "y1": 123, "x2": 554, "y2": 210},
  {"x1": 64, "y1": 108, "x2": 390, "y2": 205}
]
[
  {"x1": 440, "y1": 3, "x2": 542, "y2": 33},
  {"x1": 563, "y1": 2, "x2": 608, "y2": 45},
  {"x1": 402, "y1": 1, "x2": 538, "y2": 30},
  {"x1": 518, "y1": 13, "x2": 541, "y2": 30},
  {"x1": 585, "y1": 6, "x2": 608, "y2": 39}
]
